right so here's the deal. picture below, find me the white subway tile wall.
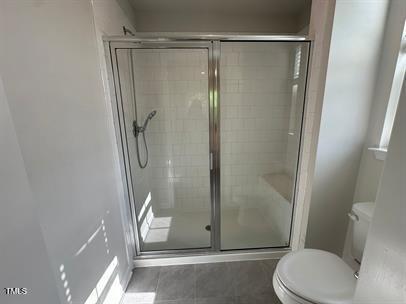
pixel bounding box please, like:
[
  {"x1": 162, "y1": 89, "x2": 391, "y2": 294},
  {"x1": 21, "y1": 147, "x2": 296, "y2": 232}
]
[
  {"x1": 132, "y1": 49, "x2": 211, "y2": 214},
  {"x1": 220, "y1": 42, "x2": 308, "y2": 249},
  {"x1": 115, "y1": 50, "x2": 155, "y2": 241},
  {"x1": 115, "y1": 49, "x2": 212, "y2": 250}
]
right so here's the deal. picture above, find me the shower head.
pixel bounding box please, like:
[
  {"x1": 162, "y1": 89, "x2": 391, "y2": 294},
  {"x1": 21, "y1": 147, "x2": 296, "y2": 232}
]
[
  {"x1": 133, "y1": 110, "x2": 157, "y2": 138},
  {"x1": 142, "y1": 110, "x2": 157, "y2": 130},
  {"x1": 148, "y1": 110, "x2": 157, "y2": 120}
]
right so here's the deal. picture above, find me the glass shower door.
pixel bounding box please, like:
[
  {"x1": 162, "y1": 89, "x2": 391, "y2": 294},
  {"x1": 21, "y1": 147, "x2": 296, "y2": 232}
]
[
  {"x1": 219, "y1": 41, "x2": 310, "y2": 250},
  {"x1": 114, "y1": 45, "x2": 212, "y2": 251}
]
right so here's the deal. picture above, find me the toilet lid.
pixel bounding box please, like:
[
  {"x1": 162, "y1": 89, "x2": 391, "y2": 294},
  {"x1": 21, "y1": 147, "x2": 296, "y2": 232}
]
[{"x1": 276, "y1": 249, "x2": 356, "y2": 304}]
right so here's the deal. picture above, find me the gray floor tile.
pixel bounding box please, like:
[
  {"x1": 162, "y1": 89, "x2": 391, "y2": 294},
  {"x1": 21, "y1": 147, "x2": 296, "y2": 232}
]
[
  {"x1": 235, "y1": 291, "x2": 281, "y2": 304},
  {"x1": 156, "y1": 265, "x2": 196, "y2": 301},
  {"x1": 125, "y1": 259, "x2": 281, "y2": 304},
  {"x1": 260, "y1": 259, "x2": 279, "y2": 281},
  {"x1": 123, "y1": 296, "x2": 196, "y2": 304},
  {"x1": 155, "y1": 300, "x2": 195, "y2": 304},
  {"x1": 195, "y1": 262, "x2": 235, "y2": 298},
  {"x1": 231, "y1": 261, "x2": 273, "y2": 296},
  {"x1": 126, "y1": 266, "x2": 161, "y2": 293},
  {"x1": 196, "y1": 296, "x2": 235, "y2": 304}
]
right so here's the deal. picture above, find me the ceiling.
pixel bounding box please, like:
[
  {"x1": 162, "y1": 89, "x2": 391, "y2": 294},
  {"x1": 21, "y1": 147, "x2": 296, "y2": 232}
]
[{"x1": 130, "y1": 0, "x2": 311, "y2": 17}]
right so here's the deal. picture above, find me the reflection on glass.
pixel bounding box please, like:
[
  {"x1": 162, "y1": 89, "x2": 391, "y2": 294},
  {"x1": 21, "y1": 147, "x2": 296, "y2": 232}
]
[
  {"x1": 116, "y1": 48, "x2": 211, "y2": 251},
  {"x1": 219, "y1": 42, "x2": 309, "y2": 250}
]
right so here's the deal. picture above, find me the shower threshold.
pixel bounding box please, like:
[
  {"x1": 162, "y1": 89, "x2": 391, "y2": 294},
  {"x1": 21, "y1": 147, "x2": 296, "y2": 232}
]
[{"x1": 134, "y1": 247, "x2": 290, "y2": 267}]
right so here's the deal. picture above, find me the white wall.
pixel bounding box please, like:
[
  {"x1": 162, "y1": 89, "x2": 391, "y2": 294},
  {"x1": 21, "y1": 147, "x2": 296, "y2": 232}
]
[
  {"x1": 0, "y1": 75, "x2": 61, "y2": 304},
  {"x1": 306, "y1": 0, "x2": 389, "y2": 255},
  {"x1": 133, "y1": 11, "x2": 303, "y2": 33},
  {"x1": 92, "y1": 0, "x2": 137, "y2": 264},
  {"x1": 352, "y1": 150, "x2": 385, "y2": 203},
  {"x1": 353, "y1": 0, "x2": 406, "y2": 203},
  {"x1": 0, "y1": 0, "x2": 136, "y2": 303},
  {"x1": 352, "y1": 75, "x2": 406, "y2": 304},
  {"x1": 114, "y1": 0, "x2": 137, "y2": 24},
  {"x1": 290, "y1": 0, "x2": 336, "y2": 250}
]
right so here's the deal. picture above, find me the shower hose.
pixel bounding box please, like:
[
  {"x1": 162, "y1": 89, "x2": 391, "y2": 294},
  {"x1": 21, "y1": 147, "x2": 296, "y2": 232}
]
[{"x1": 135, "y1": 129, "x2": 148, "y2": 169}]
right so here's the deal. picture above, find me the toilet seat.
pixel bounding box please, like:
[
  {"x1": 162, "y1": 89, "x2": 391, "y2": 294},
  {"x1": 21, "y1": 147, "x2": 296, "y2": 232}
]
[
  {"x1": 273, "y1": 272, "x2": 315, "y2": 304},
  {"x1": 274, "y1": 249, "x2": 356, "y2": 304}
]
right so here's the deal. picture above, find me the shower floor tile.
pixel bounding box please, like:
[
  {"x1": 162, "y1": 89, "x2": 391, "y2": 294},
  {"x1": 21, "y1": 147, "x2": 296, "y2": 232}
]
[
  {"x1": 141, "y1": 208, "x2": 284, "y2": 251},
  {"x1": 141, "y1": 209, "x2": 211, "y2": 251}
]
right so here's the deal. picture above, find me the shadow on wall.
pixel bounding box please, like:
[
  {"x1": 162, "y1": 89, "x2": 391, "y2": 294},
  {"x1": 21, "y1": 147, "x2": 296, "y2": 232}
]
[
  {"x1": 56, "y1": 211, "x2": 127, "y2": 304},
  {"x1": 307, "y1": 144, "x2": 362, "y2": 254}
]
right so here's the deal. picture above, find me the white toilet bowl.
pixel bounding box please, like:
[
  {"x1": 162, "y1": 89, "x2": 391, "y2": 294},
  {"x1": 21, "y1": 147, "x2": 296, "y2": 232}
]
[
  {"x1": 273, "y1": 202, "x2": 375, "y2": 304},
  {"x1": 273, "y1": 249, "x2": 357, "y2": 304}
]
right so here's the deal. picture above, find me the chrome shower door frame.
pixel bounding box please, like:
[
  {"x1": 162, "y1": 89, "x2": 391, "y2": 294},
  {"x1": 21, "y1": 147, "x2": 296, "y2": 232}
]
[
  {"x1": 105, "y1": 35, "x2": 313, "y2": 260},
  {"x1": 106, "y1": 40, "x2": 219, "y2": 256}
]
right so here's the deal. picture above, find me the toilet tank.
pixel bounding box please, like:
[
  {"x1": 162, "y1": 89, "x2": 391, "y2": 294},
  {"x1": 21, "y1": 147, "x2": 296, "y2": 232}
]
[{"x1": 349, "y1": 202, "x2": 375, "y2": 263}]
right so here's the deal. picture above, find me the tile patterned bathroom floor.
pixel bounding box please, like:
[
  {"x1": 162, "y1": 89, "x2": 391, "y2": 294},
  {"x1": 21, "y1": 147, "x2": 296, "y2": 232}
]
[{"x1": 122, "y1": 259, "x2": 282, "y2": 304}]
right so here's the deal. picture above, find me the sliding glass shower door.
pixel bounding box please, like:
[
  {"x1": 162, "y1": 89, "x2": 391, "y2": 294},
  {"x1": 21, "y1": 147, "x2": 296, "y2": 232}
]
[
  {"x1": 113, "y1": 44, "x2": 213, "y2": 251},
  {"x1": 219, "y1": 41, "x2": 310, "y2": 249}
]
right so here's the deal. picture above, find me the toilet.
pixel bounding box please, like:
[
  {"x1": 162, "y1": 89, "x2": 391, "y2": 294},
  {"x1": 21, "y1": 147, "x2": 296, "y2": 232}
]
[{"x1": 273, "y1": 202, "x2": 375, "y2": 304}]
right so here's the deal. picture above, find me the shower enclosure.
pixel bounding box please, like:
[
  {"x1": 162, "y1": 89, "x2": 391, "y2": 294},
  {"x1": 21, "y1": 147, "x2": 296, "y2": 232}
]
[{"x1": 106, "y1": 35, "x2": 310, "y2": 256}]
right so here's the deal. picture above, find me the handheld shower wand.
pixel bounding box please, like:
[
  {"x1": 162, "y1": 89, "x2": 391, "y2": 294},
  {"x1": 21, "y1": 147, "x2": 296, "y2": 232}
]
[
  {"x1": 134, "y1": 110, "x2": 157, "y2": 137},
  {"x1": 133, "y1": 110, "x2": 157, "y2": 169}
]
